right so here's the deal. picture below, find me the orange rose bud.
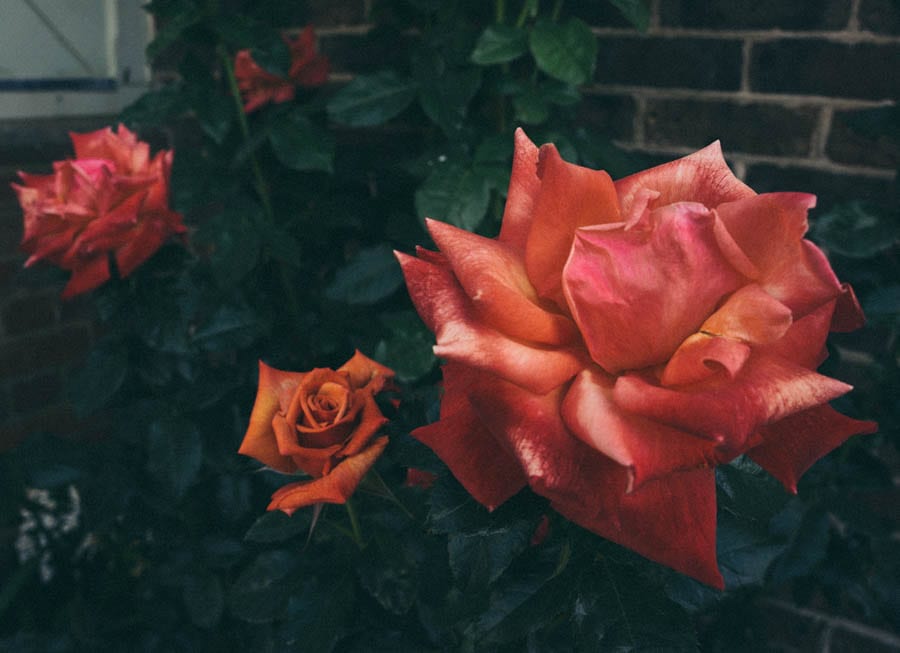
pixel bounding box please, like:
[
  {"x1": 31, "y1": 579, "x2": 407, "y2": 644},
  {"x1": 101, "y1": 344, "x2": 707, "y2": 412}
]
[
  {"x1": 234, "y1": 25, "x2": 329, "y2": 113},
  {"x1": 13, "y1": 124, "x2": 186, "y2": 298},
  {"x1": 239, "y1": 351, "x2": 394, "y2": 515}
]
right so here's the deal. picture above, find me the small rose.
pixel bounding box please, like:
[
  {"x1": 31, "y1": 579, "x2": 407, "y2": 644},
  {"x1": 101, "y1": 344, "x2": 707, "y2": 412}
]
[
  {"x1": 397, "y1": 129, "x2": 877, "y2": 587},
  {"x1": 12, "y1": 124, "x2": 186, "y2": 298},
  {"x1": 234, "y1": 26, "x2": 329, "y2": 113},
  {"x1": 239, "y1": 351, "x2": 394, "y2": 514}
]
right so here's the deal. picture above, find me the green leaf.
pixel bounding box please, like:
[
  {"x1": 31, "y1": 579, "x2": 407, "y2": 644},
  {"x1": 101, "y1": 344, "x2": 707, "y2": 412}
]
[
  {"x1": 609, "y1": 0, "x2": 651, "y2": 32},
  {"x1": 324, "y1": 244, "x2": 404, "y2": 305},
  {"x1": 146, "y1": 417, "x2": 203, "y2": 500},
  {"x1": 529, "y1": 18, "x2": 598, "y2": 85},
  {"x1": 512, "y1": 88, "x2": 550, "y2": 125},
  {"x1": 864, "y1": 284, "x2": 900, "y2": 319},
  {"x1": 194, "y1": 199, "x2": 262, "y2": 288},
  {"x1": 417, "y1": 68, "x2": 482, "y2": 136},
  {"x1": 66, "y1": 338, "x2": 128, "y2": 416},
  {"x1": 374, "y1": 311, "x2": 436, "y2": 382},
  {"x1": 145, "y1": 3, "x2": 202, "y2": 61},
  {"x1": 259, "y1": 222, "x2": 304, "y2": 269},
  {"x1": 470, "y1": 25, "x2": 528, "y2": 65},
  {"x1": 327, "y1": 71, "x2": 418, "y2": 127},
  {"x1": 251, "y1": 37, "x2": 291, "y2": 78},
  {"x1": 228, "y1": 550, "x2": 296, "y2": 623},
  {"x1": 427, "y1": 474, "x2": 493, "y2": 534},
  {"x1": 244, "y1": 510, "x2": 313, "y2": 543},
  {"x1": 192, "y1": 302, "x2": 261, "y2": 351},
  {"x1": 448, "y1": 520, "x2": 533, "y2": 590},
  {"x1": 279, "y1": 574, "x2": 355, "y2": 651},
  {"x1": 268, "y1": 110, "x2": 335, "y2": 173},
  {"x1": 812, "y1": 201, "x2": 898, "y2": 258},
  {"x1": 357, "y1": 532, "x2": 419, "y2": 615},
  {"x1": 183, "y1": 572, "x2": 225, "y2": 629},
  {"x1": 118, "y1": 86, "x2": 187, "y2": 128},
  {"x1": 415, "y1": 158, "x2": 491, "y2": 231}
]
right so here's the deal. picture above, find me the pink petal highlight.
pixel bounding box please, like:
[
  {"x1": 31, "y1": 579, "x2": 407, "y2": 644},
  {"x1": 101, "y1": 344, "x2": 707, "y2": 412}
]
[{"x1": 563, "y1": 202, "x2": 744, "y2": 373}]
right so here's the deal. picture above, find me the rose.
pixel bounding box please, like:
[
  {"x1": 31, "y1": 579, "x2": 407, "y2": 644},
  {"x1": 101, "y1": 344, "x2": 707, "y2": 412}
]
[
  {"x1": 238, "y1": 351, "x2": 394, "y2": 515},
  {"x1": 396, "y1": 129, "x2": 877, "y2": 587},
  {"x1": 234, "y1": 26, "x2": 329, "y2": 113},
  {"x1": 13, "y1": 124, "x2": 186, "y2": 298}
]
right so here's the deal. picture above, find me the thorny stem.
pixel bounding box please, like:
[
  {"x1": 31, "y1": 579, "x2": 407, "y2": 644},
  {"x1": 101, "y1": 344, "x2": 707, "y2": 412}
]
[
  {"x1": 218, "y1": 45, "x2": 304, "y2": 329},
  {"x1": 551, "y1": 0, "x2": 563, "y2": 22},
  {"x1": 496, "y1": 0, "x2": 506, "y2": 24}
]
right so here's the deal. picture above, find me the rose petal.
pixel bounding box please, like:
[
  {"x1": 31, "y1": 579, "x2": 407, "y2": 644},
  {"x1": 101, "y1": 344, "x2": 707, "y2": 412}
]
[
  {"x1": 395, "y1": 250, "x2": 585, "y2": 394},
  {"x1": 267, "y1": 436, "x2": 389, "y2": 515},
  {"x1": 615, "y1": 354, "x2": 854, "y2": 448},
  {"x1": 563, "y1": 202, "x2": 744, "y2": 373},
  {"x1": 427, "y1": 218, "x2": 579, "y2": 345},
  {"x1": 338, "y1": 349, "x2": 395, "y2": 391},
  {"x1": 704, "y1": 284, "x2": 794, "y2": 343},
  {"x1": 614, "y1": 140, "x2": 754, "y2": 218},
  {"x1": 498, "y1": 128, "x2": 541, "y2": 252},
  {"x1": 749, "y1": 404, "x2": 878, "y2": 493},
  {"x1": 340, "y1": 390, "x2": 389, "y2": 457},
  {"x1": 524, "y1": 143, "x2": 620, "y2": 304},
  {"x1": 562, "y1": 368, "x2": 724, "y2": 488},
  {"x1": 830, "y1": 283, "x2": 866, "y2": 333},
  {"x1": 716, "y1": 194, "x2": 842, "y2": 317},
  {"x1": 467, "y1": 374, "x2": 723, "y2": 587},
  {"x1": 60, "y1": 255, "x2": 111, "y2": 299},
  {"x1": 759, "y1": 300, "x2": 833, "y2": 369},
  {"x1": 660, "y1": 333, "x2": 752, "y2": 387},
  {"x1": 238, "y1": 361, "x2": 306, "y2": 474}
]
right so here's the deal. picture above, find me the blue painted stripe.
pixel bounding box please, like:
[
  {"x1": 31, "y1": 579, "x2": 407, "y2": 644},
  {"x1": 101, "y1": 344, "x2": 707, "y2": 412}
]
[{"x1": 0, "y1": 78, "x2": 117, "y2": 91}]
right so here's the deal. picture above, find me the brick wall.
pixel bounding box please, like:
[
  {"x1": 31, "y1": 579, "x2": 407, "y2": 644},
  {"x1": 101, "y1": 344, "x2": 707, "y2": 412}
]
[{"x1": 0, "y1": 118, "x2": 108, "y2": 451}]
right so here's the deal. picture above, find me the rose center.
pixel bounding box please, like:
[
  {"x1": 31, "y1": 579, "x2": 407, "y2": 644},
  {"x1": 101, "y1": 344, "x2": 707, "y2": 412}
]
[{"x1": 299, "y1": 381, "x2": 350, "y2": 429}]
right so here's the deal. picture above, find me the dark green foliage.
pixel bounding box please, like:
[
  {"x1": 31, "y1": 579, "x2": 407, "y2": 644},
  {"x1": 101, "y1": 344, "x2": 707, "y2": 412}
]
[{"x1": 1, "y1": 0, "x2": 896, "y2": 651}]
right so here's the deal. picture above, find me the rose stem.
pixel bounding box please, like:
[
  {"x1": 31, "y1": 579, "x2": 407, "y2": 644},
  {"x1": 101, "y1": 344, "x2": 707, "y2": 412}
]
[{"x1": 218, "y1": 45, "x2": 304, "y2": 331}]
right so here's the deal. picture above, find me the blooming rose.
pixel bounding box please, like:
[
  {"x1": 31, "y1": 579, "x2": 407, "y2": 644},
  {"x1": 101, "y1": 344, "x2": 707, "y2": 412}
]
[
  {"x1": 234, "y1": 26, "x2": 329, "y2": 113},
  {"x1": 13, "y1": 124, "x2": 186, "y2": 298},
  {"x1": 396, "y1": 129, "x2": 877, "y2": 587},
  {"x1": 239, "y1": 351, "x2": 394, "y2": 515}
]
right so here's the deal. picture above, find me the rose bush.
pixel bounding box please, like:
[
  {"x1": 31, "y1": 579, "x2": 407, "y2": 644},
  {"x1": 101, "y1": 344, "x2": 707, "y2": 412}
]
[
  {"x1": 397, "y1": 129, "x2": 878, "y2": 587},
  {"x1": 234, "y1": 25, "x2": 329, "y2": 113},
  {"x1": 238, "y1": 351, "x2": 394, "y2": 514},
  {"x1": 13, "y1": 124, "x2": 185, "y2": 298}
]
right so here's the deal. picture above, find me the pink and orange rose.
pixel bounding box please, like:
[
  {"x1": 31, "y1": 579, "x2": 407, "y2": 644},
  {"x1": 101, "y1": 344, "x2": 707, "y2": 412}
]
[
  {"x1": 239, "y1": 351, "x2": 394, "y2": 515},
  {"x1": 397, "y1": 129, "x2": 877, "y2": 587},
  {"x1": 234, "y1": 26, "x2": 329, "y2": 113},
  {"x1": 13, "y1": 124, "x2": 186, "y2": 298}
]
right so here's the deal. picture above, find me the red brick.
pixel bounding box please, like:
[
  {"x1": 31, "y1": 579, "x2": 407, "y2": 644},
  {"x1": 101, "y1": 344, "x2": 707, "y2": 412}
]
[
  {"x1": 0, "y1": 404, "x2": 76, "y2": 452},
  {"x1": 0, "y1": 323, "x2": 93, "y2": 379},
  {"x1": 306, "y1": 0, "x2": 366, "y2": 26}
]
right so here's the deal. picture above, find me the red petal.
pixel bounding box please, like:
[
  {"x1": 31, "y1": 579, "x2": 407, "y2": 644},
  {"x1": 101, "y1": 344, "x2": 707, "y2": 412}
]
[
  {"x1": 661, "y1": 333, "x2": 752, "y2": 387},
  {"x1": 759, "y1": 300, "x2": 833, "y2": 369},
  {"x1": 467, "y1": 374, "x2": 723, "y2": 587},
  {"x1": 749, "y1": 404, "x2": 878, "y2": 493},
  {"x1": 717, "y1": 194, "x2": 842, "y2": 317},
  {"x1": 524, "y1": 144, "x2": 620, "y2": 304},
  {"x1": 60, "y1": 255, "x2": 110, "y2": 299},
  {"x1": 395, "y1": 250, "x2": 585, "y2": 394},
  {"x1": 267, "y1": 436, "x2": 389, "y2": 515},
  {"x1": 830, "y1": 283, "x2": 866, "y2": 332},
  {"x1": 562, "y1": 368, "x2": 723, "y2": 488},
  {"x1": 563, "y1": 202, "x2": 743, "y2": 373},
  {"x1": 614, "y1": 140, "x2": 754, "y2": 217},
  {"x1": 238, "y1": 361, "x2": 305, "y2": 474},
  {"x1": 337, "y1": 349, "x2": 395, "y2": 391},
  {"x1": 615, "y1": 354, "x2": 853, "y2": 448},
  {"x1": 498, "y1": 128, "x2": 540, "y2": 252},
  {"x1": 426, "y1": 218, "x2": 579, "y2": 345}
]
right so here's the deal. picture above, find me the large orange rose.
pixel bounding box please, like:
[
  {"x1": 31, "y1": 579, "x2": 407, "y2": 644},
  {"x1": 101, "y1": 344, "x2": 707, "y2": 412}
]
[
  {"x1": 234, "y1": 26, "x2": 329, "y2": 113},
  {"x1": 396, "y1": 129, "x2": 877, "y2": 587},
  {"x1": 239, "y1": 351, "x2": 394, "y2": 515},
  {"x1": 13, "y1": 124, "x2": 186, "y2": 298}
]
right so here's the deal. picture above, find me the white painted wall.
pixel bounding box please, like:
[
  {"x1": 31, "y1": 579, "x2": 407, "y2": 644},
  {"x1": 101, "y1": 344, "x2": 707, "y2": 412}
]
[{"x1": 0, "y1": 0, "x2": 152, "y2": 118}]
